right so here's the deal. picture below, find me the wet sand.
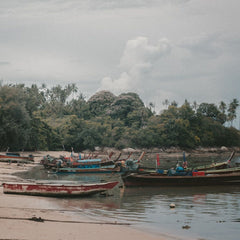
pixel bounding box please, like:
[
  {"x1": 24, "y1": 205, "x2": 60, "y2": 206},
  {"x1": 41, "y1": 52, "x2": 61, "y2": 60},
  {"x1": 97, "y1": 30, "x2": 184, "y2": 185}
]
[
  {"x1": 0, "y1": 191, "x2": 164, "y2": 240},
  {"x1": 0, "y1": 151, "x2": 174, "y2": 240}
]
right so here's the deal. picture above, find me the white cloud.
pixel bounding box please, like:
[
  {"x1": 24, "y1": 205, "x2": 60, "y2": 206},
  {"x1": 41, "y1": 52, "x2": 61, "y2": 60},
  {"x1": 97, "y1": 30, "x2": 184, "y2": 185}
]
[
  {"x1": 101, "y1": 72, "x2": 131, "y2": 92},
  {"x1": 120, "y1": 37, "x2": 170, "y2": 68},
  {"x1": 99, "y1": 37, "x2": 171, "y2": 94}
]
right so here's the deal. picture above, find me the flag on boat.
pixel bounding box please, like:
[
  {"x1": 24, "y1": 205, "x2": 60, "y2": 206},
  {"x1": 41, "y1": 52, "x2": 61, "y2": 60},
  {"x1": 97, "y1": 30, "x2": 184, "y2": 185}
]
[
  {"x1": 156, "y1": 154, "x2": 160, "y2": 167},
  {"x1": 182, "y1": 151, "x2": 188, "y2": 168}
]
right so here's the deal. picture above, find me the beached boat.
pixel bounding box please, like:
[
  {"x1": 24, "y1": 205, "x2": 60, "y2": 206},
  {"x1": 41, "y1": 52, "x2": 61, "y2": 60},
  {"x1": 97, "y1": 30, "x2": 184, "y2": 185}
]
[
  {"x1": 0, "y1": 152, "x2": 34, "y2": 163},
  {"x1": 2, "y1": 181, "x2": 119, "y2": 197},
  {"x1": 122, "y1": 172, "x2": 240, "y2": 187}
]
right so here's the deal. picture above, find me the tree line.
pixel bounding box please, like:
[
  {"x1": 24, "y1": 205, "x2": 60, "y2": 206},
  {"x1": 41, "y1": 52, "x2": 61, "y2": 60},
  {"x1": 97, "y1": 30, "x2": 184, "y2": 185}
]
[{"x1": 0, "y1": 83, "x2": 239, "y2": 152}]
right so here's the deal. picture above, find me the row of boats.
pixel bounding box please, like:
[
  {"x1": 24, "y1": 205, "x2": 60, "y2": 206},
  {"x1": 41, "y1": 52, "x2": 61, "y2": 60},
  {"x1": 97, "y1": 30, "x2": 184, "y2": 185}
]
[
  {"x1": 1, "y1": 150, "x2": 240, "y2": 197},
  {"x1": 40, "y1": 151, "x2": 143, "y2": 174},
  {"x1": 122, "y1": 151, "x2": 240, "y2": 187},
  {"x1": 1, "y1": 151, "x2": 142, "y2": 197}
]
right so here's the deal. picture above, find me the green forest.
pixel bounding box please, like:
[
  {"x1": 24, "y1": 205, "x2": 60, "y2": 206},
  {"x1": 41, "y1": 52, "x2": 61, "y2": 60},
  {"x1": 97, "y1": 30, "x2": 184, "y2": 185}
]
[{"x1": 0, "y1": 83, "x2": 240, "y2": 152}]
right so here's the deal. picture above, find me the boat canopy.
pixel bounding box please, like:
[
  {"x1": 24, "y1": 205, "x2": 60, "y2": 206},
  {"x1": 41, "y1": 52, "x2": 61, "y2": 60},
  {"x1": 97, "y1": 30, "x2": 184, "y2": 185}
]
[
  {"x1": 6, "y1": 153, "x2": 20, "y2": 156},
  {"x1": 76, "y1": 159, "x2": 101, "y2": 163}
]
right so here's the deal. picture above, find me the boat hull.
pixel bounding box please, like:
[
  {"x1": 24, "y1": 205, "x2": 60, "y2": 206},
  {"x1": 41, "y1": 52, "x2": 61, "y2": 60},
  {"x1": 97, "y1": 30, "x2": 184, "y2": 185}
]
[
  {"x1": 55, "y1": 167, "x2": 119, "y2": 174},
  {"x1": 0, "y1": 154, "x2": 34, "y2": 163},
  {"x1": 122, "y1": 173, "x2": 240, "y2": 187},
  {"x1": 2, "y1": 181, "x2": 119, "y2": 197},
  {"x1": 205, "y1": 167, "x2": 240, "y2": 174}
]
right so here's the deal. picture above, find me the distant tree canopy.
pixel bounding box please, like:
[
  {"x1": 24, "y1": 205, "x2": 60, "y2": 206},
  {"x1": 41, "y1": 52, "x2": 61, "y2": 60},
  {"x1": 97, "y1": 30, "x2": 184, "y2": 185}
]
[{"x1": 0, "y1": 83, "x2": 240, "y2": 151}]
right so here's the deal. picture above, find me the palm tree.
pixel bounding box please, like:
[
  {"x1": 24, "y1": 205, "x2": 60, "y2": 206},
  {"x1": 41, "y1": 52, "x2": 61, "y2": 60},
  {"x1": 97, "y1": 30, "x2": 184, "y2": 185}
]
[
  {"x1": 162, "y1": 99, "x2": 169, "y2": 108},
  {"x1": 219, "y1": 101, "x2": 226, "y2": 114},
  {"x1": 227, "y1": 98, "x2": 239, "y2": 126}
]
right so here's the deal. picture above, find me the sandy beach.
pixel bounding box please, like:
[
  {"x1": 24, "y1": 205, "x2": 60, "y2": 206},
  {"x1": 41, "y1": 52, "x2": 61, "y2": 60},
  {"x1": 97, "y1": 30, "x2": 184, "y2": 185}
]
[{"x1": 0, "y1": 151, "x2": 178, "y2": 240}]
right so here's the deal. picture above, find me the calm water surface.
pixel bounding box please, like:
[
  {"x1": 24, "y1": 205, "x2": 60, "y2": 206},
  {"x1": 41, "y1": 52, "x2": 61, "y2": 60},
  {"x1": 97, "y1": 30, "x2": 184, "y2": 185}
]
[
  {"x1": 60, "y1": 179, "x2": 240, "y2": 240},
  {"x1": 17, "y1": 154, "x2": 240, "y2": 240}
]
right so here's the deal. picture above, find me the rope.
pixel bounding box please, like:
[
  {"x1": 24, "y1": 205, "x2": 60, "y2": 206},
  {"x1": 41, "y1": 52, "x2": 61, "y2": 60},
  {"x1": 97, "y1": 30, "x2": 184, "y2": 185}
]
[{"x1": 0, "y1": 216, "x2": 130, "y2": 225}]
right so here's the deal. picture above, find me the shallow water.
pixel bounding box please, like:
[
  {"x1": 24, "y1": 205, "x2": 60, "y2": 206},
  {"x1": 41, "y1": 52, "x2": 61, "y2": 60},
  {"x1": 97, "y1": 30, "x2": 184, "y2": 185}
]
[
  {"x1": 17, "y1": 154, "x2": 240, "y2": 240},
  {"x1": 48, "y1": 180, "x2": 239, "y2": 240}
]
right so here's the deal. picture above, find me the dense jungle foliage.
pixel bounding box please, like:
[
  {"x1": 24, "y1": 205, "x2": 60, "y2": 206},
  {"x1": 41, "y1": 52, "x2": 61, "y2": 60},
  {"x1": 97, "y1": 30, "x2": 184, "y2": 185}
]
[{"x1": 0, "y1": 83, "x2": 240, "y2": 151}]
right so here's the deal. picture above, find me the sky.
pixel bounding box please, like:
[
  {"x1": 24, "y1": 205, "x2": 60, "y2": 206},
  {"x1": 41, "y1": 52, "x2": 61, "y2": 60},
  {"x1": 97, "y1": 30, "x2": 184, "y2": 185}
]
[{"x1": 0, "y1": 0, "x2": 240, "y2": 122}]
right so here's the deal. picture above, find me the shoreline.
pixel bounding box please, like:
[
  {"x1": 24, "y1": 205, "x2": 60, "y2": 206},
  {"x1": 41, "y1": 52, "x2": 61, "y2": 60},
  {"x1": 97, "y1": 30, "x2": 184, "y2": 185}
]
[{"x1": 0, "y1": 151, "x2": 184, "y2": 240}]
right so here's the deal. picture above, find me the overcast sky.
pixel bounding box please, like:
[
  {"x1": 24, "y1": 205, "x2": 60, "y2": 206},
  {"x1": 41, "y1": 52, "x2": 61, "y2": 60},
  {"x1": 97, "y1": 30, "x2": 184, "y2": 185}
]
[{"x1": 0, "y1": 0, "x2": 240, "y2": 118}]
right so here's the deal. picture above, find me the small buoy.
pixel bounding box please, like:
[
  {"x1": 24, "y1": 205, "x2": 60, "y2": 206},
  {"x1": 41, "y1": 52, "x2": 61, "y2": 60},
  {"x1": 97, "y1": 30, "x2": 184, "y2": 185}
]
[
  {"x1": 169, "y1": 203, "x2": 176, "y2": 208},
  {"x1": 182, "y1": 225, "x2": 191, "y2": 229}
]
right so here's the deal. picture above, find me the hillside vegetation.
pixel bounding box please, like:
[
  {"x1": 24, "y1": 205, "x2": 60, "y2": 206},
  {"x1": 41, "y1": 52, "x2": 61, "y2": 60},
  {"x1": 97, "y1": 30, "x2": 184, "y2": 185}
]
[{"x1": 0, "y1": 83, "x2": 240, "y2": 151}]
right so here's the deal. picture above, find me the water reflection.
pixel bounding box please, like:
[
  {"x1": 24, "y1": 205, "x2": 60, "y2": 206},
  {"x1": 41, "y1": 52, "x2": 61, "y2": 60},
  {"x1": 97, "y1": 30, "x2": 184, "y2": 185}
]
[{"x1": 65, "y1": 185, "x2": 240, "y2": 240}]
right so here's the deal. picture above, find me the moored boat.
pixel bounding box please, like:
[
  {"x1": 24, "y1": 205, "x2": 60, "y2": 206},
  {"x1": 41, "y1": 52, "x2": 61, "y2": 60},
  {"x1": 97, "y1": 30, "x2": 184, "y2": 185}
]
[
  {"x1": 122, "y1": 172, "x2": 240, "y2": 187},
  {"x1": 0, "y1": 152, "x2": 34, "y2": 163},
  {"x1": 54, "y1": 157, "x2": 141, "y2": 174},
  {"x1": 190, "y1": 151, "x2": 235, "y2": 171},
  {"x1": 204, "y1": 166, "x2": 240, "y2": 174},
  {"x1": 2, "y1": 181, "x2": 119, "y2": 197}
]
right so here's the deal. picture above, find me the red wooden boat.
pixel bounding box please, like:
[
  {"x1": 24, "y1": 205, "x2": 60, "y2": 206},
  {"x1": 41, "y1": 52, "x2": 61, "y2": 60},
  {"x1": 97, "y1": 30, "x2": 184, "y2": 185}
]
[{"x1": 2, "y1": 181, "x2": 119, "y2": 197}]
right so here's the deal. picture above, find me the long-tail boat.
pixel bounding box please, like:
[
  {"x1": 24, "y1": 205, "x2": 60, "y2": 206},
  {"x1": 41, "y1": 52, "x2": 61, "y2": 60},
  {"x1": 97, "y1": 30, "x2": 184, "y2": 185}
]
[
  {"x1": 204, "y1": 166, "x2": 240, "y2": 174},
  {"x1": 122, "y1": 171, "x2": 240, "y2": 187},
  {"x1": 2, "y1": 181, "x2": 119, "y2": 197},
  {"x1": 0, "y1": 152, "x2": 34, "y2": 163},
  {"x1": 193, "y1": 151, "x2": 235, "y2": 171}
]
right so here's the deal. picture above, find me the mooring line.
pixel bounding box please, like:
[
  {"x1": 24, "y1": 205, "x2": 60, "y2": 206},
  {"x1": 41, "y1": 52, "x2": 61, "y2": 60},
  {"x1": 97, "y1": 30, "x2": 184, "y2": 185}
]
[{"x1": 0, "y1": 216, "x2": 130, "y2": 225}]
